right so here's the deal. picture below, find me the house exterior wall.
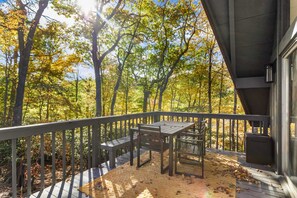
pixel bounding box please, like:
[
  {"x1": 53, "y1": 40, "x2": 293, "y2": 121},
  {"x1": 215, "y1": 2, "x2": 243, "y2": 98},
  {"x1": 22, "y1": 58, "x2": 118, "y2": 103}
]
[
  {"x1": 272, "y1": 0, "x2": 297, "y2": 194},
  {"x1": 271, "y1": 60, "x2": 282, "y2": 173}
]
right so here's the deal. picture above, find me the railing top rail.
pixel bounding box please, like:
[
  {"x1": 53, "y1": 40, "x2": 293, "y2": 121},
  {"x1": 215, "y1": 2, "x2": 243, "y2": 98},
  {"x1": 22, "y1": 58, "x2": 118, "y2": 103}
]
[
  {"x1": 0, "y1": 112, "x2": 155, "y2": 141},
  {"x1": 0, "y1": 111, "x2": 269, "y2": 141},
  {"x1": 157, "y1": 111, "x2": 270, "y2": 121}
]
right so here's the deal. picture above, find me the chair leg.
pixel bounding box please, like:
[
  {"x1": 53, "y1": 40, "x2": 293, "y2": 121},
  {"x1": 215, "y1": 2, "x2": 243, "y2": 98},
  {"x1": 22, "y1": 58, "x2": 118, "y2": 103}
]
[
  {"x1": 137, "y1": 135, "x2": 140, "y2": 167},
  {"x1": 177, "y1": 138, "x2": 181, "y2": 160},
  {"x1": 175, "y1": 140, "x2": 178, "y2": 174},
  {"x1": 160, "y1": 141, "x2": 164, "y2": 174},
  {"x1": 160, "y1": 152, "x2": 163, "y2": 174},
  {"x1": 202, "y1": 155, "x2": 204, "y2": 178},
  {"x1": 137, "y1": 135, "x2": 152, "y2": 168},
  {"x1": 109, "y1": 150, "x2": 116, "y2": 169}
]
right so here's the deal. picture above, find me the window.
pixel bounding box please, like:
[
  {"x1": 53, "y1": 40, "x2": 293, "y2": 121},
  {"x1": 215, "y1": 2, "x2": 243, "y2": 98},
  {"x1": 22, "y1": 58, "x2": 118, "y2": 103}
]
[{"x1": 289, "y1": 49, "x2": 297, "y2": 185}]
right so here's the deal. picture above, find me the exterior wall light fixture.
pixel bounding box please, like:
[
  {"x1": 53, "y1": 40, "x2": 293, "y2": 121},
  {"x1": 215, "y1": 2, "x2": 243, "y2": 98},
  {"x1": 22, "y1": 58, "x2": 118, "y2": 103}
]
[{"x1": 265, "y1": 64, "x2": 273, "y2": 83}]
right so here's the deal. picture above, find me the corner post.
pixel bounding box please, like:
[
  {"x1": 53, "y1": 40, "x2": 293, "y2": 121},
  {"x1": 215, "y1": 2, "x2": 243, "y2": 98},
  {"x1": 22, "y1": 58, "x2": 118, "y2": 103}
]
[
  {"x1": 153, "y1": 112, "x2": 160, "y2": 122},
  {"x1": 263, "y1": 118, "x2": 269, "y2": 136},
  {"x1": 92, "y1": 122, "x2": 100, "y2": 167}
]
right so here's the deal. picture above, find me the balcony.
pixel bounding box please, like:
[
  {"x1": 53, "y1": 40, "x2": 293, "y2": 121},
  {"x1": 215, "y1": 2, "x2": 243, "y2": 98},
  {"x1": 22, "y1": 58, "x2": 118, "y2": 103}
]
[{"x1": 0, "y1": 112, "x2": 286, "y2": 197}]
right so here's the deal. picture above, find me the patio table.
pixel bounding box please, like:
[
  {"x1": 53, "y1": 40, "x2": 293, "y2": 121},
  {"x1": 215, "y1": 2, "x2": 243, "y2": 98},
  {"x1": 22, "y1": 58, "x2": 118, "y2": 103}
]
[{"x1": 130, "y1": 121, "x2": 195, "y2": 176}]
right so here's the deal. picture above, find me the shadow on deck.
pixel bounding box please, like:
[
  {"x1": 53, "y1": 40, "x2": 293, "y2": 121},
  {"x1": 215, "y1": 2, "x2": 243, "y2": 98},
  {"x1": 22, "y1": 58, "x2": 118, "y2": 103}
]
[
  {"x1": 30, "y1": 149, "x2": 287, "y2": 198},
  {"x1": 29, "y1": 150, "x2": 143, "y2": 198}
]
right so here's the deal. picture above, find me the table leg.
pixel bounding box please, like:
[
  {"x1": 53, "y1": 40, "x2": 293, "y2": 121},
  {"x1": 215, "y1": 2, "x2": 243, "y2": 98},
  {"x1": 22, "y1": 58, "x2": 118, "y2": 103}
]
[
  {"x1": 169, "y1": 136, "x2": 173, "y2": 176},
  {"x1": 130, "y1": 129, "x2": 134, "y2": 166},
  {"x1": 109, "y1": 150, "x2": 116, "y2": 169}
]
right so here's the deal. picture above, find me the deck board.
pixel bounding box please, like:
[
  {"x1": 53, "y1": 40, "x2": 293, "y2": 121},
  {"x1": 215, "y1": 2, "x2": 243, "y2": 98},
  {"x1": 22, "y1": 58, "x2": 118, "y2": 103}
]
[
  {"x1": 237, "y1": 181, "x2": 285, "y2": 197},
  {"x1": 235, "y1": 151, "x2": 286, "y2": 198},
  {"x1": 30, "y1": 151, "x2": 139, "y2": 198},
  {"x1": 30, "y1": 149, "x2": 287, "y2": 198}
]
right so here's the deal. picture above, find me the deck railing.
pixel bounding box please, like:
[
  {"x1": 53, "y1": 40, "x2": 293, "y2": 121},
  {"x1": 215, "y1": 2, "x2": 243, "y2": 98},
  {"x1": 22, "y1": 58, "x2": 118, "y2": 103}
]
[
  {"x1": 157, "y1": 112, "x2": 270, "y2": 151},
  {"x1": 0, "y1": 111, "x2": 269, "y2": 197}
]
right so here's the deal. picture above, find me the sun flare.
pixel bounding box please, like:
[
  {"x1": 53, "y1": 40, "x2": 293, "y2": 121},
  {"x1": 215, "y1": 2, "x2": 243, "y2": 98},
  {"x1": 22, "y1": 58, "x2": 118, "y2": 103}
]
[{"x1": 77, "y1": 0, "x2": 96, "y2": 15}]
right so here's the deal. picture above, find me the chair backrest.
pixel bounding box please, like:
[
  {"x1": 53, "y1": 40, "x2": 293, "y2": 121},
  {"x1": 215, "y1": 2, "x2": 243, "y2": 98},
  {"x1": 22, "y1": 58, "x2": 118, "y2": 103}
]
[
  {"x1": 198, "y1": 119, "x2": 207, "y2": 134},
  {"x1": 191, "y1": 120, "x2": 207, "y2": 141},
  {"x1": 138, "y1": 124, "x2": 162, "y2": 150}
]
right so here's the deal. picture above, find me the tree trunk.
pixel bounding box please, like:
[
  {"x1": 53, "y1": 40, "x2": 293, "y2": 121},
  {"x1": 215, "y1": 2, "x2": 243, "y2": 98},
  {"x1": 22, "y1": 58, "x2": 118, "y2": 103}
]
[
  {"x1": 13, "y1": 55, "x2": 30, "y2": 126},
  {"x1": 207, "y1": 48, "x2": 213, "y2": 114},
  {"x1": 92, "y1": 22, "x2": 123, "y2": 116},
  {"x1": 75, "y1": 69, "x2": 79, "y2": 118},
  {"x1": 12, "y1": 0, "x2": 49, "y2": 126},
  {"x1": 75, "y1": 69, "x2": 79, "y2": 102},
  {"x1": 8, "y1": 74, "x2": 16, "y2": 126},
  {"x1": 7, "y1": 49, "x2": 18, "y2": 126},
  {"x1": 176, "y1": 96, "x2": 181, "y2": 108},
  {"x1": 198, "y1": 80, "x2": 202, "y2": 110},
  {"x1": 101, "y1": 67, "x2": 106, "y2": 116},
  {"x1": 187, "y1": 92, "x2": 192, "y2": 111},
  {"x1": 192, "y1": 99, "x2": 197, "y2": 109},
  {"x1": 143, "y1": 91, "x2": 150, "y2": 113},
  {"x1": 111, "y1": 67, "x2": 123, "y2": 115},
  {"x1": 125, "y1": 86, "x2": 129, "y2": 114},
  {"x1": 152, "y1": 87, "x2": 159, "y2": 111},
  {"x1": 46, "y1": 89, "x2": 50, "y2": 121},
  {"x1": 92, "y1": 20, "x2": 102, "y2": 117},
  {"x1": 217, "y1": 63, "x2": 224, "y2": 149},
  {"x1": 170, "y1": 88, "x2": 175, "y2": 111},
  {"x1": 156, "y1": 5, "x2": 197, "y2": 111},
  {"x1": 125, "y1": 71, "x2": 129, "y2": 114},
  {"x1": 111, "y1": 20, "x2": 139, "y2": 115},
  {"x1": 39, "y1": 102, "x2": 42, "y2": 122},
  {"x1": 39, "y1": 90, "x2": 43, "y2": 121},
  {"x1": 231, "y1": 89, "x2": 237, "y2": 151},
  {"x1": 22, "y1": 95, "x2": 30, "y2": 123},
  {"x1": 218, "y1": 62, "x2": 224, "y2": 113},
  {"x1": 158, "y1": 88, "x2": 164, "y2": 111}
]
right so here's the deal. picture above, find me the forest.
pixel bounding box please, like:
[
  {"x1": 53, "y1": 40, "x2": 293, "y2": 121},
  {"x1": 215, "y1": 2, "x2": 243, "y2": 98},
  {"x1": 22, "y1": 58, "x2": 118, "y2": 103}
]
[
  {"x1": 0, "y1": 1, "x2": 250, "y2": 196},
  {"x1": 0, "y1": 0, "x2": 243, "y2": 128}
]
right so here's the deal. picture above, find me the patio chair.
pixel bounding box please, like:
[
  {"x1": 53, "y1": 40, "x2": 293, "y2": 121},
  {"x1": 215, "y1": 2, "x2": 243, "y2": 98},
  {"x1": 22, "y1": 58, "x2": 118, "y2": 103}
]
[
  {"x1": 137, "y1": 124, "x2": 169, "y2": 174},
  {"x1": 179, "y1": 119, "x2": 207, "y2": 155},
  {"x1": 174, "y1": 120, "x2": 207, "y2": 178}
]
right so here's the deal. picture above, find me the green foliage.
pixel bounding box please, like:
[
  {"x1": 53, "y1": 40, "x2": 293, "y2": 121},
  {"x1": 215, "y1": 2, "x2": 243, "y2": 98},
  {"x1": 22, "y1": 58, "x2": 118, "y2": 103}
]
[
  {"x1": 0, "y1": 141, "x2": 11, "y2": 165},
  {"x1": 0, "y1": 0, "x2": 243, "y2": 125}
]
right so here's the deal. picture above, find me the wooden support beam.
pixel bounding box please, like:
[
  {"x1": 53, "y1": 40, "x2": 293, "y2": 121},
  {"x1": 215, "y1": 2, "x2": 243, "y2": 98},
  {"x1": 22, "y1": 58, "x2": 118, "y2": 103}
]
[
  {"x1": 235, "y1": 77, "x2": 270, "y2": 89},
  {"x1": 229, "y1": 0, "x2": 236, "y2": 75}
]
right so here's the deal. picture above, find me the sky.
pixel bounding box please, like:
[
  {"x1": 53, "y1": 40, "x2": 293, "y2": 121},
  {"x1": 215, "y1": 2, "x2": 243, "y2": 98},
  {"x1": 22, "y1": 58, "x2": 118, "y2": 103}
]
[{"x1": 42, "y1": 3, "x2": 75, "y2": 25}]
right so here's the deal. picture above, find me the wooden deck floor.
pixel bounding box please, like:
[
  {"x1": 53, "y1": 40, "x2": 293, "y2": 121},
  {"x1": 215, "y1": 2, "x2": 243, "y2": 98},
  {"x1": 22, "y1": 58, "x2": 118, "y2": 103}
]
[
  {"x1": 30, "y1": 149, "x2": 288, "y2": 198},
  {"x1": 236, "y1": 154, "x2": 287, "y2": 197},
  {"x1": 29, "y1": 150, "x2": 137, "y2": 198},
  {"x1": 209, "y1": 149, "x2": 287, "y2": 198}
]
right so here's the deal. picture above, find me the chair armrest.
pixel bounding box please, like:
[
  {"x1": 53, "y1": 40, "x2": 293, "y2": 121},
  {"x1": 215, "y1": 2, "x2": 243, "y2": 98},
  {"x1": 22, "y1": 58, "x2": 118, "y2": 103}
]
[
  {"x1": 180, "y1": 132, "x2": 196, "y2": 136},
  {"x1": 176, "y1": 138, "x2": 203, "y2": 145},
  {"x1": 180, "y1": 132, "x2": 204, "y2": 138}
]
